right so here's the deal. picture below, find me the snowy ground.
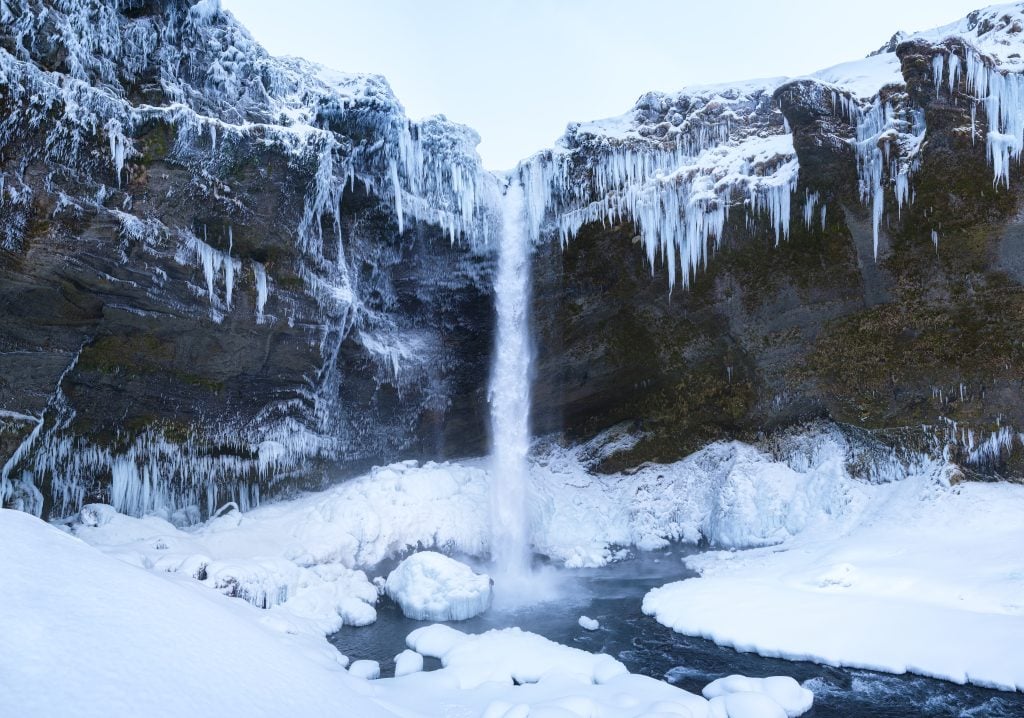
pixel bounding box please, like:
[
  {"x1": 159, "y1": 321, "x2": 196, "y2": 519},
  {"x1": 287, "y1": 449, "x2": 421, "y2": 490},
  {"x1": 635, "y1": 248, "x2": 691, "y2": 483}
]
[
  {"x1": 4, "y1": 423, "x2": 1023, "y2": 715},
  {"x1": 2, "y1": 509, "x2": 805, "y2": 718},
  {"x1": 643, "y1": 471, "x2": 1024, "y2": 692}
]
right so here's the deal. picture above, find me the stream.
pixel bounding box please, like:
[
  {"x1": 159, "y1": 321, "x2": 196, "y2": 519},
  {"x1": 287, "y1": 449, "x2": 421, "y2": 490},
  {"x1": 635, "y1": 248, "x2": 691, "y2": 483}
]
[{"x1": 330, "y1": 547, "x2": 1024, "y2": 717}]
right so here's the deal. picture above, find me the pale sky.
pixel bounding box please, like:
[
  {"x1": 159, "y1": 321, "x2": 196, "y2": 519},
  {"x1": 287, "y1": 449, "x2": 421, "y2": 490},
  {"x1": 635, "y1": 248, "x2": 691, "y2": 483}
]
[{"x1": 223, "y1": 1, "x2": 985, "y2": 169}]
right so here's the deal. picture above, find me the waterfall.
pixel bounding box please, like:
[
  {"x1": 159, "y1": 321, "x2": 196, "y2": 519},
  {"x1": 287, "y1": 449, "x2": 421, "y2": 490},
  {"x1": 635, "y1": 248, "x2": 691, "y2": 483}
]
[{"x1": 488, "y1": 177, "x2": 532, "y2": 578}]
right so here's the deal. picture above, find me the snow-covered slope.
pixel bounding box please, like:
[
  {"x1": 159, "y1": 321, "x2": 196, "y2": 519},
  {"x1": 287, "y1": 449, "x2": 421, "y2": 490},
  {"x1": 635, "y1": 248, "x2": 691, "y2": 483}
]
[
  {"x1": 4, "y1": 507, "x2": 826, "y2": 718},
  {"x1": 0, "y1": 508, "x2": 392, "y2": 718}
]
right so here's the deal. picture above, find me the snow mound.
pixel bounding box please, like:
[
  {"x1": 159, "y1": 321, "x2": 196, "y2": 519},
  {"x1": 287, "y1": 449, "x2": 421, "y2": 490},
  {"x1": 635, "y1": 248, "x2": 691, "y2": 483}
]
[
  {"x1": 394, "y1": 649, "x2": 423, "y2": 677},
  {"x1": 406, "y1": 624, "x2": 628, "y2": 688},
  {"x1": 578, "y1": 616, "x2": 600, "y2": 631},
  {"x1": 703, "y1": 675, "x2": 813, "y2": 717},
  {"x1": 349, "y1": 660, "x2": 381, "y2": 680},
  {"x1": 385, "y1": 551, "x2": 493, "y2": 621}
]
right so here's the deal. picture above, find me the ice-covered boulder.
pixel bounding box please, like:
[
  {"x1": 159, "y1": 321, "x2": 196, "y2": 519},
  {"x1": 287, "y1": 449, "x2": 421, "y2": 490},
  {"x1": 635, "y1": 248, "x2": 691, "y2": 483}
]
[
  {"x1": 385, "y1": 551, "x2": 492, "y2": 621},
  {"x1": 578, "y1": 615, "x2": 600, "y2": 631}
]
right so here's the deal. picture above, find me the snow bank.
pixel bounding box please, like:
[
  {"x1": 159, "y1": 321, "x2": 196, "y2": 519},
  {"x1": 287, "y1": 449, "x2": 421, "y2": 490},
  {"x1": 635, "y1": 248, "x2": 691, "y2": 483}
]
[
  {"x1": 0, "y1": 509, "x2": 391, "y2": 718},
  {"x1": 385, "y1": 551, "x2": 492, "y2": 621},
  {"x1": 644, "y1": 474, "x2": 1024, "y2": 692},
  {"x1": 395, "y1": 624, "x2": 715, "y2": 717},
  {"x1": 407, "y1": 624, "x2": 628, "y2": 688},
  {"x1": 5, "y1": 508, "x2": 821, "y2": 717}
]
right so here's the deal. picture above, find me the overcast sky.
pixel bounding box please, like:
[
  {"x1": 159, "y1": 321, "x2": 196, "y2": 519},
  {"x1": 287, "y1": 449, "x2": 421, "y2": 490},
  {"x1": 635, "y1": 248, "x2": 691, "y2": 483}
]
[{"x1": 223, "y1": 1, "x2": 984, "y2": 169}]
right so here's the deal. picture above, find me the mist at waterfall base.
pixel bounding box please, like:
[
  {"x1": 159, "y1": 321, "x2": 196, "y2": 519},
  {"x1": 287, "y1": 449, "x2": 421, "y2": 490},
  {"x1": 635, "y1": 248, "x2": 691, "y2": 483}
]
[{"x1": 487, "y1": 177, "x2": 535, "y2": 597}]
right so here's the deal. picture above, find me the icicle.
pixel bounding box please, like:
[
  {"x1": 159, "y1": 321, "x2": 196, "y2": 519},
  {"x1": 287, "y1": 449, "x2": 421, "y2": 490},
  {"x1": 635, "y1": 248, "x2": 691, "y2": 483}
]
[
  {"x1": 933, "y1": 53, "x2": 946, "y2": 97},
  {"x1": 106, "y1": 119, "x2": 127, "y2": 188},
  {"x1": 224, "y1": 226, "x2": 234, "y2": 307},
  {"x1": 803, "y1": 190, "x2": 820, "y2": 229},
  {"x1": 253, "y1": 263, "x2": 268, "y2": 323},
  {"x1": 390, "y1": 158, "x2": 404, "y2": 235},
  {"x1": 932, "y1": 229, "x2": 939, "y2": 251}
]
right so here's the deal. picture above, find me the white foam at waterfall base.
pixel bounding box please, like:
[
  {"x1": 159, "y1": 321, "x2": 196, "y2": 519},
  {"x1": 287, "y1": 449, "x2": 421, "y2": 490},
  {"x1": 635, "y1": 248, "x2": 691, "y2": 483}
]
[{"x1": 488, "y1": 178, "x2": 533, "y2": 582}]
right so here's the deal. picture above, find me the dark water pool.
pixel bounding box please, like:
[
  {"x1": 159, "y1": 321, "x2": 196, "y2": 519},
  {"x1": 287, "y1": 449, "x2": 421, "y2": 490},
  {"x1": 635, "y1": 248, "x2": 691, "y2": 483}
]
[{"x1": 329, "y1": 549, "x2": 1024, "y2": 717}]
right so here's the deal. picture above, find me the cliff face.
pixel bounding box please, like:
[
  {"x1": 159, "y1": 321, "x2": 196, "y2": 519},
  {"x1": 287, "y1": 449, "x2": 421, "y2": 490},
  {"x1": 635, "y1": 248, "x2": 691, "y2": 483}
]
[
  {"x1": 6, "y1": 1, "x2": 1024, "y2": 521},
  {"x1": 0, "y1": 0, "x2": 497, "y2": 519},
  {"x1": 529, "y1": 6, "x2": 1024, "y2": 479}
]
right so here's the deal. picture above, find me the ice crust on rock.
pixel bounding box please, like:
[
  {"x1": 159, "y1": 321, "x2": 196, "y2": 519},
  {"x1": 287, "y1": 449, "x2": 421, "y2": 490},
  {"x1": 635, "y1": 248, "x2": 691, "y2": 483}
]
[
  {"x1": 385, "y1": 551, "x2": 493, "y2": 621},
  {"x1": 578, "y1": 615, "x2": 600, "y2": 631}
]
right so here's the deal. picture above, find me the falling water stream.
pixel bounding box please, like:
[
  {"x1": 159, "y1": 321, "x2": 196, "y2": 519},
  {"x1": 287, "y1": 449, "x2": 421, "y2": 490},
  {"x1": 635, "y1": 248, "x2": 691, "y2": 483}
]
[{"x1": 487, "y1": 177, "x2": 532, "y2": 581}]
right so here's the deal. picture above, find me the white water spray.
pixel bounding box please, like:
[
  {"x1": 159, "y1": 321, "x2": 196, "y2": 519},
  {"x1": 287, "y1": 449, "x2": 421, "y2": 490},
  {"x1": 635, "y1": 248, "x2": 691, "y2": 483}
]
[{"x1": 488, "y1": 178, "x2": 532, "y2": 579}]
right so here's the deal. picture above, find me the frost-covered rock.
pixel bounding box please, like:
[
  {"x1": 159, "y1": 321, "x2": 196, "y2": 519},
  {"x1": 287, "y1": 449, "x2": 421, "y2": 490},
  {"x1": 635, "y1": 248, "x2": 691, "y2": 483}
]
[
  {"x1": 578, "y1": 615, "x2": 600, "y2": 631},
  {"x1": 385, "y1": 551, "x2": 492, "y2": 621}
]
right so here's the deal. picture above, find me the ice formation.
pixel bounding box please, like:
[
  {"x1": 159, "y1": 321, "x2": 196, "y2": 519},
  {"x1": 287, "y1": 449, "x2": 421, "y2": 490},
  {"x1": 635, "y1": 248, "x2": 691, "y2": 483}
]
[
  {"x1": 578, "y1": 615, "x2": 600, "y2": 631},
  {"x1": 516, "y1": 80, "x2": 800, "y2": 290},
  {"x1": 9, "y1": 0, "x2": 1024, "y2": 524},
  {"x1": 385, "y1": 551, "x2": 493, "y2": 621}
]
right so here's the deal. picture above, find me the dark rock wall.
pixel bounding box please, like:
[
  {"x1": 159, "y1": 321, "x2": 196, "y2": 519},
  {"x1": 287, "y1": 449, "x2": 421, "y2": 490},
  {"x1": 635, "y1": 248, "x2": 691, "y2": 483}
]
[
  {"x1": 532, "y1": 39, "x2": 1024, "y2": 479},
  {"x1": 0, "y1": 0, "x2": 495, "y2": 518}
]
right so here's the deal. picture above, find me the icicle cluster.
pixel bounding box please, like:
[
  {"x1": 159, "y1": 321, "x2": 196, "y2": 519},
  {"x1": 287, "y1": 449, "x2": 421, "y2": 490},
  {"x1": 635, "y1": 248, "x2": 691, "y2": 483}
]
[
  {"x1": 516, "y1": 83, "x2": 800, "y2": 290},
  {"x1": 833, "y1": 89, "x2": 926, "y2": 259},
  {"x1": 963, "y1": 47, "x2": 1024, "y2": 186}
]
